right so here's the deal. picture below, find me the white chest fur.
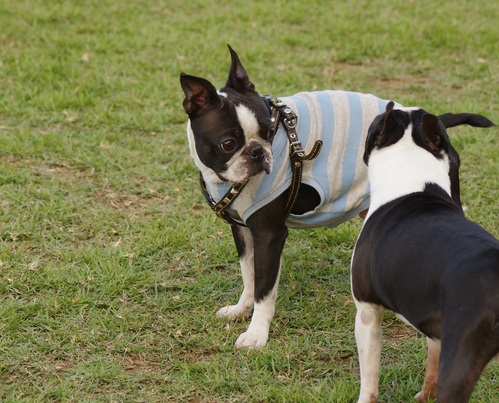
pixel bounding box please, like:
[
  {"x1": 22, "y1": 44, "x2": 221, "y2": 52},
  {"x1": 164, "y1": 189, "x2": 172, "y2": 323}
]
[{"x1": 366, "y1": 125, "x2": 451, "y2": 219}]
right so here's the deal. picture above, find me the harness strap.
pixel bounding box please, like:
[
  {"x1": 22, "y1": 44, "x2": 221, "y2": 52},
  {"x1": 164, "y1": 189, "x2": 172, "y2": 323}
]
[
  {"x1": 199, "y1": 172, "x2": 248, "y2": 227},
  {"x1": 268, "y1": 97, "x2": 323, "y2": 217},
  {"x1": 198, "y1": 96, "x2": 322, "y2": 226}
]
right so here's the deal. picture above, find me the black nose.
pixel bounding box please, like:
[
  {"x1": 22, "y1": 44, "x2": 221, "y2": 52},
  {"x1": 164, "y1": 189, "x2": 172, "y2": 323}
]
[{"x1": 248, "y1": 143, "x2": 265, "y2": 160}]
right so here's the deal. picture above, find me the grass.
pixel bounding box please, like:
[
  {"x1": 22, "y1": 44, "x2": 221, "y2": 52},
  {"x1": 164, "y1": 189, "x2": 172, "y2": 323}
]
[{"x1": 0, "y1": 0, "x2": 497, "y2": 401}]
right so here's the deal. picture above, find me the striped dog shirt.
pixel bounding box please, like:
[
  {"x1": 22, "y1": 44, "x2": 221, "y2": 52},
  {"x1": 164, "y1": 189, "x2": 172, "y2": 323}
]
[{"x1": 203, "y1": 90, "x2": 392, "y2": 229}]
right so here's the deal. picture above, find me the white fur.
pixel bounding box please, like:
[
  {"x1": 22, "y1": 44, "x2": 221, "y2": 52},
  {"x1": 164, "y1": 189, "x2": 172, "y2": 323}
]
[
  {"x1": 220, "y1": 149, "x2": 252, "y2": 183},
  {"x1": 216, "y1": 227, "x2": 254, "y2": 319},
  {"x1": 366, "y1": 119, "x2": 451, "y2": 220},
  {"x1": 220, "y1": 105, "x2": 272, "y2": 183},
  {"x1": 234, "y1": 264, "x2": 281, "y2": 349},
  {"x1": 353, "y1": 298, "x2": 384, "y2": 403},
  {"x1": 216, "y1": 217, "x2": 281, "y2": 349},
  {"x1": 235, "y1": 104, "x2": 262, "y2": 141}
]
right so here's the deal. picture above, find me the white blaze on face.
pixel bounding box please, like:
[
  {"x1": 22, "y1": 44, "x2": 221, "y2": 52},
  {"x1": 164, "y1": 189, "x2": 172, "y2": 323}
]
[
  {"x1": 220, "y1": 104, "x2": 273, "y2": 183},
  {"x1": 366, "y1": 119, "x2": 451, "y2": 219},
  {"x1": 235, "y1": 104, "x2": 262, "y2": 142}
]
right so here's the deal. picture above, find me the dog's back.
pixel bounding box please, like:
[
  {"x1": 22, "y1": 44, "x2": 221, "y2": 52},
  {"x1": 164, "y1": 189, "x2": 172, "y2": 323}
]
[{"x1": 353, "y1": 183, "x2": 499, "y2": 339}]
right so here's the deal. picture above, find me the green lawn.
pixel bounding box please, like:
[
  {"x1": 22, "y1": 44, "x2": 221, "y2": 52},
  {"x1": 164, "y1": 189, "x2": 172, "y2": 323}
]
[{"x1": 0, "y1": 0, "x2": 497, "y2": 401}]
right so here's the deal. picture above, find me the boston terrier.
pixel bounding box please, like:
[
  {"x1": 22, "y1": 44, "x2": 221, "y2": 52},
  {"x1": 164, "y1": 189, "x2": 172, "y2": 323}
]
[
  {"x1": 351, "y1": 102, "x2": 497, "y2": 402},
  {"x1": 180, "y1": 45, "x2": 491, "y2": 349}
]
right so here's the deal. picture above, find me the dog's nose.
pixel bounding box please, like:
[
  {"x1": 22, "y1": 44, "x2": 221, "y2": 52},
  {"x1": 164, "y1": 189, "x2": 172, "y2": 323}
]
[{"x1": 248, "y1": 143, "x2": 265, "y2": 160}]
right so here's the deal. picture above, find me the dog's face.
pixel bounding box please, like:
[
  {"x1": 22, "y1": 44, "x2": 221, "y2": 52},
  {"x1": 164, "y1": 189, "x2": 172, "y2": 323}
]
[{"x1": 180, "y1": 46, "x2": 274, "y2": 184}]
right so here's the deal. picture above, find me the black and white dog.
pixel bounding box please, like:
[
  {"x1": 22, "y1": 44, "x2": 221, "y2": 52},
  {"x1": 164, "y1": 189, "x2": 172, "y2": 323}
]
[
  {"x1": 351, "y1": 102, "x2": 497, "y2": 402},
  {"x1": 180, "y1": 45, "x2": 492, "y2": 349}
]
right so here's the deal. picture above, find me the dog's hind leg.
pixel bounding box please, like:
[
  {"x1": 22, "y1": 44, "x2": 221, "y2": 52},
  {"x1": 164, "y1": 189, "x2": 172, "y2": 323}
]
[
  {"x1": 216, "y1": 225, "x2": 255, "y2": 320},
  {"x1": 436, "y1": 320, "x2": 499, "y2": 402},
  {"x1": 414, "y1": 337, "x2": 440, "y2": 402},
  {"x1": 354, "y1": 300, "x2": 384, "y2": 403},
  {"x1": 436, "y1": 278, "x2": 499, "y2": 402}
]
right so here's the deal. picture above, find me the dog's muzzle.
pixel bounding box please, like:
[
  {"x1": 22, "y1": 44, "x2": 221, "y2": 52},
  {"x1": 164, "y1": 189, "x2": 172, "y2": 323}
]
[{"x1": 246, "y1": 142, "x2": 271, "y2": 174}]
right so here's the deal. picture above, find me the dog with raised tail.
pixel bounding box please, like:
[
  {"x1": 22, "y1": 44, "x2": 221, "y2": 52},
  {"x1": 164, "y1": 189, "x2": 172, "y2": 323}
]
[{"x1": 351, "y1": 102, "x2": 497, "y2": 402}]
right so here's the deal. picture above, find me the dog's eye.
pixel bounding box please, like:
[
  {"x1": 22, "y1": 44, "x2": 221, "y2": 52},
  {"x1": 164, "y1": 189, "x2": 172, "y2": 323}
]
[{"x1": 220, "y1": 139, "x2": 236, "y2": 152}]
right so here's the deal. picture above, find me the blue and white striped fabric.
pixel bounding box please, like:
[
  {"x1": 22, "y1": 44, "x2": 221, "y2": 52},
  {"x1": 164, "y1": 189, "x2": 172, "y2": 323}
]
[{"x1": 205, "y1": 90, "x2": 391, "y2": 229}]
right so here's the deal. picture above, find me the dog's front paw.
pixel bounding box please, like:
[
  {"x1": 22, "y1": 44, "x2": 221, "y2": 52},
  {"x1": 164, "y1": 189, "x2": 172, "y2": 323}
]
[
  {"x1": 216, "y1": 304, "x2": 252, "y2": 320},
  {"x1": 234, "y1": 328, "x2": 268, "y2": 349}
]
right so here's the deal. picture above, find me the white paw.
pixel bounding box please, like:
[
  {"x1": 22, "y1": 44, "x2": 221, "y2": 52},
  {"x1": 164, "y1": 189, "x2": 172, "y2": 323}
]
[
  {"x1": 234, "y1": 328, "x2": 269, "y2": 349},
  {"x1": 357, "y1": 392, "x2": 378, "y2": 403},
  {"x1": 216, "y1": 304, "x2": 252, "y2": 320}
]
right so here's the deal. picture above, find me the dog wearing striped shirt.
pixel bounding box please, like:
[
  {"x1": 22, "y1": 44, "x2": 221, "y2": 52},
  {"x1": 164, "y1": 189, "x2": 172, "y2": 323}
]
[{"x1": 179, "y1": 45, "x2": 486, "y2": 349}]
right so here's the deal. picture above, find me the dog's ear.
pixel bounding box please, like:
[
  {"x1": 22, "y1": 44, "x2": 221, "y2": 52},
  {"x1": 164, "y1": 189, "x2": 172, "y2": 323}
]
[
  {"x1": 225, "y1": 44, "x2": 256, "y2": 93},
  {"x1": 421, "y1": 113, "x2": 445, "y2": 153},
  {"x1": 375, "y1": 101, "x2": 407, "y2": 148},
  {"x1": 438, "y1": 112, "x2": 495, "y2": 129},
  {"x1": 385, "y1": 100, "x2": 395, "y2": 114},
  {"x1": 363, "y1": 102, "x2": 400, "y2": 164},
  {"x1": 180, "y1": 73, "x2": 221, "y2": 116},
  {"x1": 376, "y1": 101, "x2": 396, "y2": 146}
]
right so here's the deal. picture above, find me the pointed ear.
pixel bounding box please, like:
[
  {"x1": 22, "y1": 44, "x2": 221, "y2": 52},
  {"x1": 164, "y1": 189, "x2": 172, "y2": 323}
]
[
  {"x1": 179, "y1": 73, "x2": 220, "y2": 116},
  {"x1": 363, "y1": 102, "x2": 398, "y2": 164},
  {"x1": 225, "y1": 44, "x2": 256, "y2": 93},
  {"x1": 421, "y1": 113, "x2": 444, "y2": 152},
  {"x1": 376, "y1": 101, "x2": 398, "y2": 146},
  {"x1": 385, "y1": 100, "x2": 395, "y2": 114}
]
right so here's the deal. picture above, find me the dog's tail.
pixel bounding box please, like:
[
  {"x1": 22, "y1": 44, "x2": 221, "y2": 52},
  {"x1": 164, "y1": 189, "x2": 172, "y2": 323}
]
[{"x1": 439, "y1": 113, "x2": 496, "y2": 128}]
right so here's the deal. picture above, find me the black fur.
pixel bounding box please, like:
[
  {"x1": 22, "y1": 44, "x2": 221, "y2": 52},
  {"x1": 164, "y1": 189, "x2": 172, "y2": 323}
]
[
  {"x1": 180, "y1": 46, "x2": 496, "y2": 350},
  {"x1": 352, "y1": 104, "x2": 498, "y2": 402}
]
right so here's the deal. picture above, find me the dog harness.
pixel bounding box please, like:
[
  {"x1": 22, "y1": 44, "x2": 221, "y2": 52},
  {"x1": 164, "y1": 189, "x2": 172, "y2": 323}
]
[{"x1": 201, "y1": 90, "x2": 391, "y2": 229}]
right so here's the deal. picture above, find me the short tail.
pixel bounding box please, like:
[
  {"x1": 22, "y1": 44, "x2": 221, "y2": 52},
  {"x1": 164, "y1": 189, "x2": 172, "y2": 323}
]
[{"x1": 438, "y1": 113, "x2": 496, "y2": 128}]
